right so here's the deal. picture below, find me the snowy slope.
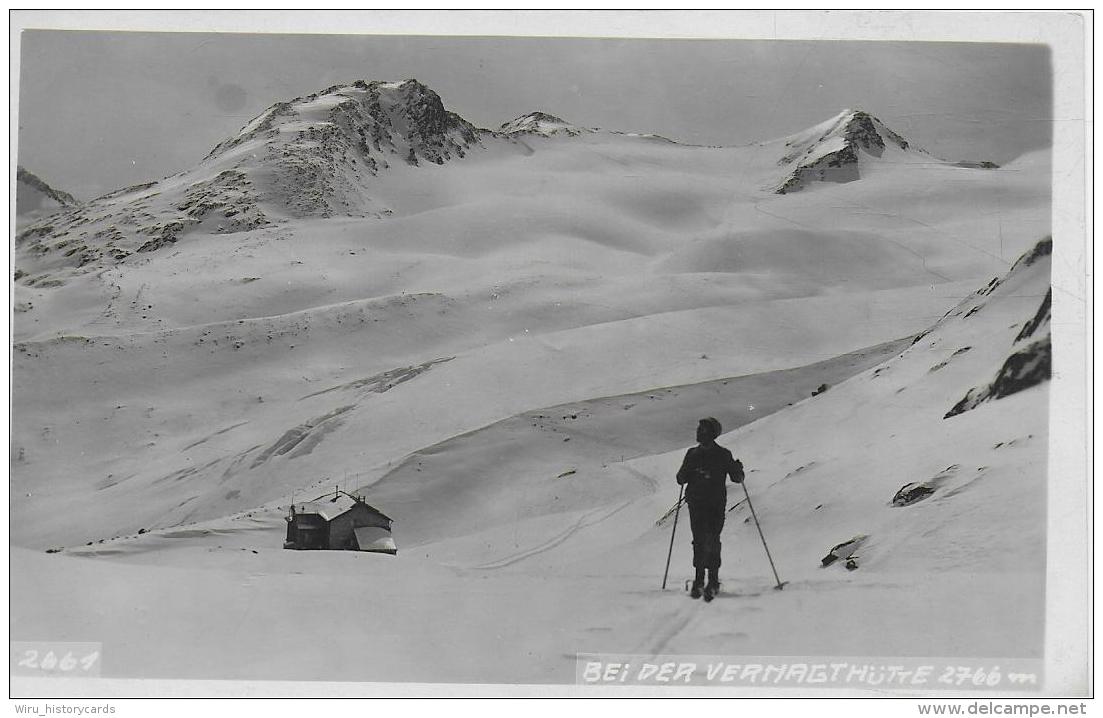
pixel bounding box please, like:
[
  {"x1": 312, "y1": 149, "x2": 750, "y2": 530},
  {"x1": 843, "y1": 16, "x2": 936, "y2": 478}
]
[
  {"x1": 590, "y1": 238, "x2": 1052, "y2": 657},
  {"x1": 11, "y1": 240, "x2": 1051, "y2": 684},
  {"x1": 10, "y1": 78, "x2": 1053, "y2": 686}
]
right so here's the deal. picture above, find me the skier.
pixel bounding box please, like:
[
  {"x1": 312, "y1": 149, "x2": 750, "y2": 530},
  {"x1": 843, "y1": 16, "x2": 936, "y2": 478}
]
[{"x1": 676, "y1": 417, "x2": 744, "y2": 601}]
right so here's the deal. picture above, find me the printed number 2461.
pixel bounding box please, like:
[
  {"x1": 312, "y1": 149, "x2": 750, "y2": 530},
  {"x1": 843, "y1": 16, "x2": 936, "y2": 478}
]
[{"x1": 17, "y1": 649, "x2": 99, "y2": 672}]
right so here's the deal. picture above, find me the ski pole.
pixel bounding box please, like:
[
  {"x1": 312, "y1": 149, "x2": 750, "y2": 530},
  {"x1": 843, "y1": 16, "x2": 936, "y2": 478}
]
[
  {"x1": 661, "y1": 484, "x2": 685, "y2": 590},
  {"x1": 741, "y1": 481, "x2": 786, "y2": 590}
]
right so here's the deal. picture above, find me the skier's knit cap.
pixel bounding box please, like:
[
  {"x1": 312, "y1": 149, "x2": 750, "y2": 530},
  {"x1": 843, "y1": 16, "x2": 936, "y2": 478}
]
[{"x1": 699, "y1": 417, "x2": 722, "y2": 440}]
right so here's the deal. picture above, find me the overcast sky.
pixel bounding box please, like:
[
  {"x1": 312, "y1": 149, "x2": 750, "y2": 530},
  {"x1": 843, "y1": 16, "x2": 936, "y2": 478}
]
[{"x1": 16, "y1": 31, "x2": 1051, "y2": 200}]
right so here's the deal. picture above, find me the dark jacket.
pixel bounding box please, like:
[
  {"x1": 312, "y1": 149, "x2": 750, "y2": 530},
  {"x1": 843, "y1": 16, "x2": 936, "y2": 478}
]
[{"x1": 677, "y1": 442, "x2": 743, "y2": 504}]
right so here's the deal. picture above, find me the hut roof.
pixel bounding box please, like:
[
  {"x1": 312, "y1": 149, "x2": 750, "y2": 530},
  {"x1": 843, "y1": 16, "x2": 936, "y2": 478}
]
[{"x1": 292, "y1": 493, "x2": 392, "y2": 522}]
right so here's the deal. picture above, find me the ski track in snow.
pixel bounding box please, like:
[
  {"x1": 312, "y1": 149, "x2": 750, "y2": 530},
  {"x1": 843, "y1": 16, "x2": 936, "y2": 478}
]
[
  {"x1": 635, "y1": 603, "x2": 702, "y2": 656},
  {"x1": 470, "y1": 500, "x2": 634, "y2": 570}
]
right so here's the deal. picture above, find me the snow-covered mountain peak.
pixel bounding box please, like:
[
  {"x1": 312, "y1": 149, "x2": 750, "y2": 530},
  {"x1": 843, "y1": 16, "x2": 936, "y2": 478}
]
[
  {"x1": 207, "y1": 78, "x2": 481, "y2": 166},
  {"x1": 774, "y1": 108, "x2": 920, "y2": 194},
  {"x1": 14, "y1": 79, "x2": 486, "y2": 277},
  {"x1": 780, "y1": 109, "x2": 911, "y2": 160},
  {"x1": 499, "y1": 111, "x2": 593, "y2": 137}
]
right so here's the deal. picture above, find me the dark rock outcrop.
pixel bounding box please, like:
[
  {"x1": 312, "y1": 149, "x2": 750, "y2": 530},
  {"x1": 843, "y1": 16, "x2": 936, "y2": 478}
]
[
  {"x1": 945, "y1": 336, "x2": 1051, "y2": 418},
  {"x1": 944, "y1": 240, "x2": 1052, "y2": 419},
  {"x1": 821, "y1": 534, "x2": 868, "y2": 567}
]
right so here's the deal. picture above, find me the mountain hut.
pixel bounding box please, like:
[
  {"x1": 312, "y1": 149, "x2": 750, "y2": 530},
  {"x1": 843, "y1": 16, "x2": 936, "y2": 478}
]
[{"x1": 284, "y1": 491, "x2": 396, "y2": 554}]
